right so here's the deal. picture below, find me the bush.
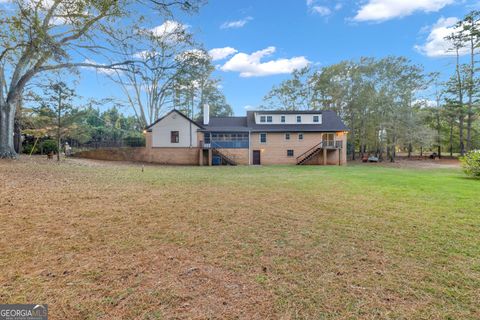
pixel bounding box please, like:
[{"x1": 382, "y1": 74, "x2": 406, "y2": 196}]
[
  {"x1": 460, "y1": 150, "x2": 480, "y2": 178},
  {"x1": 41, "y1": 140, "x2": 58, "y2": 154},
  {"x1": 123, "y1": 136, "x2": 145, "y2": 147},
  {"x1": 23, "y1": 143, "x2": 39, "y2": 155}
]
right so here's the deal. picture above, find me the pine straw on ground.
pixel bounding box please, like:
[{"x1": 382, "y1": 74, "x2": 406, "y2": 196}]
[{"x1": 0, "y1": 156, "x2": 479, "y2": 319}]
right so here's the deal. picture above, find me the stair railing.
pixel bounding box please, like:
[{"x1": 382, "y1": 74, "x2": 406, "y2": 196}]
[
  {"x1": 296, "y1": 141, "x2": 324, "y2": 164},
  {"x1": 211, "y1": 141, "x2": 237, "y2": 165}
]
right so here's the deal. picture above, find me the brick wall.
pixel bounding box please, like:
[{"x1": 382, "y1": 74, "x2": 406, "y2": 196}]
[
  {"x1": 216, "y1": 148, "x2": 249, "y2": 165},
  {"x1": 75, "y1": 147, "x2": 200, "y2": 165},
  {"x1": 250, "y1": 132, "x2": 347, "y2": 165}
]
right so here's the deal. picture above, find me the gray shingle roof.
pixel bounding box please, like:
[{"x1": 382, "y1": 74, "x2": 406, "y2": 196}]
[
  {"x1": 152, "y1": 109, "x2": 349, "y2": 133},
  {"x1": 198, "y1": 116, "x2": 249, "y2": 132}
]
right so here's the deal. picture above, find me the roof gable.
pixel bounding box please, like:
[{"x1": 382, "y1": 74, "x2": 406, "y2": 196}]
[{"x1": 146, "y1": 109, "x2": 203, "y2": 131}]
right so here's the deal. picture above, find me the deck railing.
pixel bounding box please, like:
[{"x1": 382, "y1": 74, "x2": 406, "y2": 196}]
[{"x1": 296, "y1": 140, "x2": 343, "y2": 164}]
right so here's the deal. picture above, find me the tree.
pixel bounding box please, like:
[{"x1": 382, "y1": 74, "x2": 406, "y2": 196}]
[
  {"x1": 0, "y1": 0, "x2": 203, "y2": 158},
  {"x1": 173, "y1": 49, "x2": 232, "y2": 119},
  {"x1": 455, "y1": 11, "x2": 480, "y2": 151},
  {"x1": 109, "y1": 20, "x2": 197, "y2": 127},
  {"x1": 33, "y1": 81, "x2": 78, "y2": 160},
  {"x1": 263, "y1": 67, "x2": 313, "y2": 110}
]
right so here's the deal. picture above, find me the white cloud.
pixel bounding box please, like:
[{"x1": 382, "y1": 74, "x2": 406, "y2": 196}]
[
  {"x1": 307, "y1": 0, "x2": 340, "y2": 17},
  {"x1": 220, "y1": 46, "x2": 310, "y2": 77},
  {"x1": 353, "y1": 0, "x2": 454, "y2": 22},
  {"x1": 149, "y1": 20, "x2": 187, "y2": 42},
  {"x1": 244, "y1": 105, "x2": 255, "y2": 110},
  {"x1": 220, "y1": 17, "x2": 253, "y2": 29},
  {"x1": 312, "y1": 6, "x2": 332, "y2": 16},
  {"x1": 414, "y1": 17, "x2": 469, "y2": 57},
  {"x1": 208, "y1": 47, "x2": 238, "y2": 61}
]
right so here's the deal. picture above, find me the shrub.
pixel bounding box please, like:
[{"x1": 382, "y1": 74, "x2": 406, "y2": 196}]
[
  {"x1": 41, "y1": 140, "x2": 58, "y2": 154},
  {"x1": 123, "y1": 136, "x2": 145, "y2": 147},
  {"x1": 23, "y1": 143, "x2": 39, "y2": 155},
  {"x1": 460, "y1": 150, "x2": 480, "y2": 178}
]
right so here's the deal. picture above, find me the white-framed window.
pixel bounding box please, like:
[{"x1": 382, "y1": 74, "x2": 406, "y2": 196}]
[
  {"x1": 296, "y1": 115, "x2": 302, "y2": 123},
  {"x1": 281, "y1": 115, "x2": 286, "y2": 123},
  {"x1": 260, "y1": 115, "x2": 266, "y2": 123},
  {"x1": 267, "y1": 115, "x2": 273, "y2": 123},
  {"x1": 285, "y1": 133, "x2": 290, "y2": 140},
  {"x1": 260, "y1": 133, "x2": 267, "y2": 144},
  {"x1": 298, "y1": 133, "x2": 304, "y2": 140},
  {"x1": 313, "y1": 115, "x2": 319, "y2": 123},
  {"x1": 287, "y1": 150, "x2": 294, "y2": 157}
]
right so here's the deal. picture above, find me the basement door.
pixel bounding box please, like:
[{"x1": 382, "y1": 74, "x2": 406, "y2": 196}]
[{"x1": 252, "y1": 150, "x2": 261, "y2": 165}]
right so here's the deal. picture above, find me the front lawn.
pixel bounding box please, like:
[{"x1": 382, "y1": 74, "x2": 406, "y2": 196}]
[{"x1": 0, "y1": 158, "x2": 479, "y2": 319}]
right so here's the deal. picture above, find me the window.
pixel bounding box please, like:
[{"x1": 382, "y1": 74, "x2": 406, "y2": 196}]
[
  {"x1": 267, "y1": 115, "x2": 273, "y2": 123},
  {"x1": 298, "y1": 133, "x2": 304, "y2": 140},
  {"x1": 260, "y1": 115, "x2": 266, "y2": 123},
  {"x1": 313, "y1": 115, "x2": 319, "y2": 123},
  {"x1": 296, "y1": 115, "x2": 302, "y2": 123},
  {"x1": 281, "y1": 115, "x2": 286, "y2": 123},
  {"x1": 287, "y1": 150, "x2": 294, "y2": 157},
  {"x1": 171, "y1": 131, "x2": 179, "y2": 143},
  {"x1": 260, "y1": 133, "x2": 267, "y2": 144},
  {"x1": 285, "y1": 133, "x2": 290, "y2": 140}
]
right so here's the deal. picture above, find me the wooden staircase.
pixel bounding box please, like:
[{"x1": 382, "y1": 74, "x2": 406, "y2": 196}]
[
  {"x1": 297, "y1": 147, "x2": 322, "y2": 165},
  {"x1": 296, "y1": 140, "x2": 343, "y2": 165},
  {"x1": 212, "y1": 147, "x2": 237, "y2": 166}
]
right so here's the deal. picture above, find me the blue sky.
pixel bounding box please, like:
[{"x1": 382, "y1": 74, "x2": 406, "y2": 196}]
[{"x1": 77, "y1": 0, "x2": 479, "y2": 116}]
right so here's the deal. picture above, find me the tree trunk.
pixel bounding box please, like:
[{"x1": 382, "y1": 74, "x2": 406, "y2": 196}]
[
  {"x1": 408, "y1": 143, "x2": 412, "y2": 158},
  {"x1": 0, "y1": 102, "x2": 17, "y2": 158},
  {"x1": 438, "y1": 145, "x2": 441, "y2": 159},
  {"x1": 459, "y1": 116, "x2": 465, "y2": 156},
  {"x1": 57, "y1": 93, "x2": 62, "y2": 162},
  {"x1": 466, "y1": 33, "x2": 475, "y2": 151},
  {"x1": 449, "y1": 123, "x2": 453, "y2": 157},
  {"x1": 14, "y1": 116, "x2": 21, "y2": 154},
  {"x1": 350, "y1": 141, "x2": 356, "y2": 161}
]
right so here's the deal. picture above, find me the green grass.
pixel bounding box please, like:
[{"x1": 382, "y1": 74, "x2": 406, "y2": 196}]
[{"x1": 1, "y1": 159, "x2": 479, "y2": 319}]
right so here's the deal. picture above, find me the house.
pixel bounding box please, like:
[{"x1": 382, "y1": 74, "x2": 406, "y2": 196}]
[{"x1": 145, "y1": 105, "x2": 349, "y2": 165}]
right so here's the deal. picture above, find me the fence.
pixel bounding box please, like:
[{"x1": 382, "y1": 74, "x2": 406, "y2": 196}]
[{"x1": 70, "y1": 138, "x2": 145, "y2": 152}]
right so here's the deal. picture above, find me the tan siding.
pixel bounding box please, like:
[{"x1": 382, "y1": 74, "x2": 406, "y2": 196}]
[
  {"x1": 250, "y1": 132, "x2": 347, "y2": 165},
  {"x1": 250, "y1": 132, "x2": 320, "y2": 165}
]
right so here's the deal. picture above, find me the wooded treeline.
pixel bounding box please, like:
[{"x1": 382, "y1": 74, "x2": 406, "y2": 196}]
[{"x1": 264, "y1": 11, "x2": 479, "y2": 160}]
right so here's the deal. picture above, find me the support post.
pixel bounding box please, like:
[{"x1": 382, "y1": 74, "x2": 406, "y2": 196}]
[
  {"x1": 323, "y1": 148, "x2": 327, "y2": 165},
  {"x1": 208, "y1": 149, "x2": 212, "y2": 166}
]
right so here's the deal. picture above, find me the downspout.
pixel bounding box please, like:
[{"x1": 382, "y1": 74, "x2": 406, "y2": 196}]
[{"x1": 248, "y1": 130, "x2": 251, "y2": 165}]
